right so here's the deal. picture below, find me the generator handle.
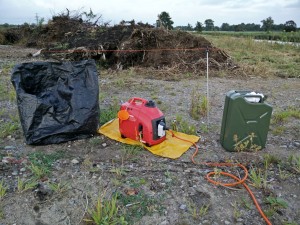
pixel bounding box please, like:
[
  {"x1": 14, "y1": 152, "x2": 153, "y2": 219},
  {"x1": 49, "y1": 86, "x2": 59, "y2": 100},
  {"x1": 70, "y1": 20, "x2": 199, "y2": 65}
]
[{"x1": 129, "y1": 97, "x2": 147, "y2": 105}]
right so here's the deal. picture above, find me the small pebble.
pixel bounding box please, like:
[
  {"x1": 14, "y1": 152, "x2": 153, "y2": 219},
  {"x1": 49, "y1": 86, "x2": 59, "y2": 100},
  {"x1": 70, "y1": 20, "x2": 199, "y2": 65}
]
[
  {"x1": 71, "y1": 159, "x2": 79, "y2": 164},
  {"x1": 4, "y1": 146, "x2": 16, "y2": 150},
  {"x1": 12, "y1": 171, "x2": 18, "y2": 176},
  {"x1": 179, "y1": 204, "x2": 186, "y2": 210}
]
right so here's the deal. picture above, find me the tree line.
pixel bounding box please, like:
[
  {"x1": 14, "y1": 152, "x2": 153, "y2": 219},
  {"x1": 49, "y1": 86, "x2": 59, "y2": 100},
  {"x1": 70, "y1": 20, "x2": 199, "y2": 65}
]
[{"x1": 157, "y1": 12, "x2": 298, "y2": 32}]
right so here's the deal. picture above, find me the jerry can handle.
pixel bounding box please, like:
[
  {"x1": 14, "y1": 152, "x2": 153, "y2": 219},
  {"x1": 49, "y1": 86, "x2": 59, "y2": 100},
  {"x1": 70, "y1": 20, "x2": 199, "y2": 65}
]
[
  {"x1": 129, "y1": 97, "x2": 147, "y2": 105},
  {"x1": 243, "y1": 95, "x2": 263, "y2": 103}
]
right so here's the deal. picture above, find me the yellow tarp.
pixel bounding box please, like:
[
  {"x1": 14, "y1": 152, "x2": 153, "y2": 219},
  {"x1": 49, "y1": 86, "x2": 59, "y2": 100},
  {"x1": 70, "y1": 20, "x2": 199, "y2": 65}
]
[{"x1": 98, "y1": 119, "x2": 200, "y2": 159}]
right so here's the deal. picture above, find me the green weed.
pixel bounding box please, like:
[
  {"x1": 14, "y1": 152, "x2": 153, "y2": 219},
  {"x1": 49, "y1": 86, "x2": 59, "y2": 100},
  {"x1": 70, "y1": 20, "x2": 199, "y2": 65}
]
[
  {"x1": 249, "y1": 167, "x2": 268, "y2": 189},
  {"x1": 278, "y1": 164, "x2": 291, "y2": 180},
  {"x1": 88, "y1": 137, "x2": 103, "y2": 146},
  {"x1": 126, "y1": 177, "x2": 147, "y2": 188},
  {"x1": 121, "y1": 144, "x2": 143, "y2": 161},
  {"x1": 263, "y1": 154, "x2": 281, "y2": 165},
  {"x1": 282, "y1": 221, "x2": 298, "y2": 225},
  {"x1": 0, "y1": 120, "x2": 20, "y2": 138},
  {"x1": 271, "y1": 126, "x2": 286, "y2": 135},
  {"x1": 232, "y1": 202, "x2": 242, "y2": 221},
  {"x1": 233, "y1": 133, "x2": 262, "y2": 152},
  {"x1": 48, "y1": 181, "x2": 69, "y2": 194},
  {"x1": 100, "y1": 99, "x2": 120, "y2": 125},
  {"x1": 0, "y1": 205, "x2": 4, "y2": 219},
  {"x1": 188, "y1": 202, "x2": 210, "y2": 219},
  {"x1": 27, "y1": 163, "x2": 49, "y2": 179},
  {"x1": 265, "y1": 196, "x2": 288, "y2": 212},
  {"x1": 272, "y1": 107, "x2": 300, "y2": 124},
  {"x1": 27, "y1": 150, "x2": 64, "y2": 179},
  {"x1": 0, "y1": 180, "x2": 7, "y2": 199},
  {"x1": 109, "y1": 167, "x2": 128, "y2": 177},
  {"x1": 28, "y1": 150, "x2": 64, "y2": 170},
  {"x1": 84, "y1": 194, "x2": 127, "y2": 225},
  {"x1": 289, "y1": 155, "x2": 300, "y2": 173},
  {"x1": 117, "y1": 191, "x2": 164, "y2": 224},
  {"x1": 190, "y1": 89, "x2": 208, "y2": 120},
  {"x1": 173, "y1": 114, "x2": 197, "y2": 135},
  {"x1": 241, "y1": 197, "x2": 252, "y2": 210},
  {"x1": 17, "y1": 177, "x2": 38, "y2": 193}
]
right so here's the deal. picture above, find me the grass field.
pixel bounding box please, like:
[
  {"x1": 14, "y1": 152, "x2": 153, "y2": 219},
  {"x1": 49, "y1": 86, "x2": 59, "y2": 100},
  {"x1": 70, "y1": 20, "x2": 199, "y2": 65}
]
[
  {"x1": 200, "y1": 34, "x2": 300, "y2": 78},
  {"x1": 202, "y1": 31, "x2": 300, "y2": 43}
]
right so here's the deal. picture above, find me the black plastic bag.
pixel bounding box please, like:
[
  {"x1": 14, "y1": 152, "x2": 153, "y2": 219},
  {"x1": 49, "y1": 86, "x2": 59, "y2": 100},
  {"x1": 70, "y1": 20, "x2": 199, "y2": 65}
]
[{"x1": 11, "y1": 59, "x2": 100, "y2": 145}]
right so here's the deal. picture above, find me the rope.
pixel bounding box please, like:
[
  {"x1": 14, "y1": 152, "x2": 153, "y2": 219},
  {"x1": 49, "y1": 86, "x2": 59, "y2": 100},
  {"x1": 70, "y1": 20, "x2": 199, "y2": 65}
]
[
  {"x1": 37, "y1": 47, "x2": 223, "y2": 54},
  {"x1": 169, "y1": 130, "x2": 272, "y2": 225}
]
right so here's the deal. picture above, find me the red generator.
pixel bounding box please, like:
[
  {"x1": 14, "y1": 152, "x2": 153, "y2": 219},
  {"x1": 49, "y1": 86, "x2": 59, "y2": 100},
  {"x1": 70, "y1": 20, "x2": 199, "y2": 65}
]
[{"x1": 118, "y1": 97, "x2": 167, "y2": 146}]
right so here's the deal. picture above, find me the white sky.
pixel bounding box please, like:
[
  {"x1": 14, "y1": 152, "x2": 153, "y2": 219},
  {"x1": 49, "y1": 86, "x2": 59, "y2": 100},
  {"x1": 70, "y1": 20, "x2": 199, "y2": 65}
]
[{"x1": 0, "y1": 0, "x2": 299, "y2": 27}]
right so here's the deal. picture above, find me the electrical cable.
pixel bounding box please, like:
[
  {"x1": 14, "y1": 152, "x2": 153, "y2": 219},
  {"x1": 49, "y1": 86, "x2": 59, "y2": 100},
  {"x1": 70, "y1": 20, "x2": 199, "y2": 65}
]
[{"x1": 169, "y1": 130, "x2": 272, "y2": 225}]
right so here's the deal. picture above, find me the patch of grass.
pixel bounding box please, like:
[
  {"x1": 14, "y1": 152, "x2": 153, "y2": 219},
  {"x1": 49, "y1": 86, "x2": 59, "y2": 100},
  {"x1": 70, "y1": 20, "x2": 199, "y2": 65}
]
[
  {"x1": 28, "y1": 150, "x2": 64, "y2": 170},
  {"x1": 1, "y1": 62, "x2": 15, "y2": 75},
  {"x1": 121, "y1": 144, "x2": 143, "y2": 161},
  {"x1": 109, "y1": 167, "x2": 128, "y2": 178},
  {"x1": 126, "y1": 177, "x2": 147, "y2": 188},
  {"x1": 249, "y1": 167, "x2": 268, "y2": 189},
  {"x1": 188, "y1": 202, "x2": 210, "y2": 220},
  {"x1": 264, "y1": 196, "x2": 288, "y2": 217},
  {"x1": 278, "y1": 164, "x2": 292, "y2": 180},
  {"x1": 282, "y1": 221, "x2": 298, "y2": 225},
  {"x1": 288, "y1": 155, "x2": 300, "y2": 174},
  {"x1": 100, "y1": 98, "x2": 120, "y2": 125},
  {"x1": 231, "y1": 201, "x2": 242, "y2": 222},
  {"x1": 84, "y1": 194, "x2": 127, "y2": 225},
  {"x1": 117, "y1": 191, "x2": 164, "y2": 224},
  {"x1": 0, "y1": 120, "x2": 20, "y2": 138},
  {"x1": 17, "y1": 177, "x2": 38, "y2": 193},
  {"x1": 0, "y1": 111, "x2": 21, "y2": 138},
  {"x1": 88, "y1": 137, "x2": 103, "y2": 146},
  {"x1": 48, "y1": 181, "x2": 69, "y2": 194},
  {"x1": 263, "y1": 154, "x2": 281, "y2": 165},
  {"x1": 189, "y1": 89, "x2": 208, "y2": 120},
  {"x1": 27, "y1": 163, "x2": 49, "y2": 179},
  {"x1": 271, "y1": 126, "x2": 286, "y2": 135},
  {"x1": 0, "y1": 205, "x2": 4, "y2": 220},
  {"x1": 27, "y1": 150, "x2": 65, "y2": 179},
  {"x1": 272, "y1": 107, "x2": 300, "y2": 124},
  {"x1": 0, "y1": 180, "x2": 7, "y2": 200},
  {"x1": 173, "y1": 114, "x2": 197, "y2": 135}
]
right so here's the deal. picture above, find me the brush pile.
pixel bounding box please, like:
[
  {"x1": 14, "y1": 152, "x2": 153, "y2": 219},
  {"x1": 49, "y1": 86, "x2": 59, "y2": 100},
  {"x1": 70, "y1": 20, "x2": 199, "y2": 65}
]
[{"x1": 2, "y1": 13, "x2": 236, "y2": 73}]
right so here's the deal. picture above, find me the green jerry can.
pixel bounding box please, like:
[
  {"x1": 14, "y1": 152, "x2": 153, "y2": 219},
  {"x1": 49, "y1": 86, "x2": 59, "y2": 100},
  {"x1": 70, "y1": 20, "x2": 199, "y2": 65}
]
[{"x1": 220, "y1": 90, "x2": 273, "y2": 152}]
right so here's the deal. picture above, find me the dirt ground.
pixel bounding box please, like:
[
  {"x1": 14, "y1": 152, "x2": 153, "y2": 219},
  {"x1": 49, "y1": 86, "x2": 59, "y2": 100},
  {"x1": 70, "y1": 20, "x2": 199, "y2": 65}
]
[{"x1": 0, "y1": 45, "x2": 299, "y2": 225}]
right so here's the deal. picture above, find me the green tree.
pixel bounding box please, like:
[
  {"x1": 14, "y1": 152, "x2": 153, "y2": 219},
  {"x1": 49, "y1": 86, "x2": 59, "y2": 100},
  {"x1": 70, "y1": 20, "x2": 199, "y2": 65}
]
[
  {"x1": 158, "y1": 11, "x2": 174, "y2": 29},
  {"x1": 204, "y1": 19, "x2": 214, "y2": 31},
  {"x1": 195, "y1": 21, "x2": 203, "y2": 32},
  {"x1": 284, "y1": 20, "x2": 297, "y2": 32},
  {"x1": 261, "y1": 16, "x2": 274, "y2": 32},
  {"x1": 187, "y1": 23, "x2": 193, "y2": 31},
  {"x1": 221, "y1": 23, "x2": 230, "y2": 31}
]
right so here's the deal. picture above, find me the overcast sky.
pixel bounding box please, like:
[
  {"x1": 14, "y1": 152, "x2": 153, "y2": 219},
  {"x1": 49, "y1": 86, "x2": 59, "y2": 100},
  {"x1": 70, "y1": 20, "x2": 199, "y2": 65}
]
[{"x1": 0, "y1": 0, "x2": 299, "y2": 27}]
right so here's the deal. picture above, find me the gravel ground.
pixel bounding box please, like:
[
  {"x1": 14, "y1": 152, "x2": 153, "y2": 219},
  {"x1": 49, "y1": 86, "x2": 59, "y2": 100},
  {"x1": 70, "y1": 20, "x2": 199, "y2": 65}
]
[{"x1": 0, "y1": 45, "x2": 299, "y2": 225}]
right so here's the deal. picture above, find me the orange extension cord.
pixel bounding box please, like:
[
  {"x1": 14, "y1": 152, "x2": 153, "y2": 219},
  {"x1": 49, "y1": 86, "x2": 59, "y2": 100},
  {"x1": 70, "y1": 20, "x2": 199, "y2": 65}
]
[{"x1": 169, "y1": 130, "x2": 272, "y2": 225}]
